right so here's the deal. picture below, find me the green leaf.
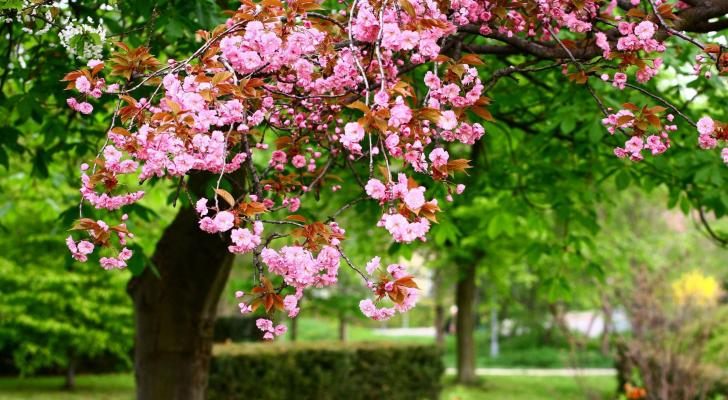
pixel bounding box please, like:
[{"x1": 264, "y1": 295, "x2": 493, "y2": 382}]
[
  {"x1": 679, "y1": 195, "x2": 691, "y2": 215},
  {"x1": 560, "y1": 117, "x2": 576, "y2": 134},
  {"x1": 487, "y1": 214, "x2": 502, "y2": 239},
  {"x1": 0, "y1": 146, "x2": 7, "y2": 169},
  {"x1": 0, "y1": 0, "x2": 23, "y2": 10},
  {"x1": 127, "y1": 244, "x2": 147, "y2": 276},
  {"x1": 433, "y1": 216, "x2": 460, "y2": 245},
  {"x1": 615, "y1": 170, "x2": 630, "y2": 190},
  {"x1": 31, "y1": 148, "x2": 49, "y2": 178},
  {"x1": 588, "y1": 120, "x2": 603, "y2": 143}
]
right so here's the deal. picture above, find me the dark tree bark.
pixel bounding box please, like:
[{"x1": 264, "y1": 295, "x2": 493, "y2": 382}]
[
  {"x1": 456, "y1": 261, "x2": 477, "y2": 384},
  {"x1": 127, "y1": 175, "x2": 234, "y2": 400}
]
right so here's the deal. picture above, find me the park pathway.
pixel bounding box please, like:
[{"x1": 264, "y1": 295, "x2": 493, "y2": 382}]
[{"x1": 444, "y1": 368, "x2": 616, "y2": 377}]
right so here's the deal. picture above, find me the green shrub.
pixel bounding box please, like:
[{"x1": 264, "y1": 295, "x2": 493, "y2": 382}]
[
  {"x1": 208, "y1": 341, "x2": 444, "y2": 400},
  {"x1": 213, "y1": 316, "x2": 262, "y2": 343}
]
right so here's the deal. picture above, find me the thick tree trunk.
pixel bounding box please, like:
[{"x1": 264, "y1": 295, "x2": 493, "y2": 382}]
[
  {"x1": 456, "y1": 261, "x2": 477, "y2": 384},
  {"x1": 127, "y1": 184, "x2": 234, "y2": 400}
]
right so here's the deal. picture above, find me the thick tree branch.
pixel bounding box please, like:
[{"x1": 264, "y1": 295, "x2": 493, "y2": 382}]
[
  {"x1": 688, "y1": 18, "x2": 728, "y2": 33},
  {"x1": 457, "y1": 0, "x2": 728, "y2": 62}
]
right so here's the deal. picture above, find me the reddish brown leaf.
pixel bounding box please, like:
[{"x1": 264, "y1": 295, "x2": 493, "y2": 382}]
[{"x1": 215, "y1": 188, "x2": 236, "y2": 207}]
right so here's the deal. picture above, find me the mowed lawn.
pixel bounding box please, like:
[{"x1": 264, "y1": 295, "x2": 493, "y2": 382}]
[
  {"x1": 442, "y1": 376, "x2": 616, "y2": 400},
  {"x1": 0, "y1": 374, "x2": 134, "y2": 400},
  {"x1": 0, "y1": 373, "x2": 617, "y2": 400}
]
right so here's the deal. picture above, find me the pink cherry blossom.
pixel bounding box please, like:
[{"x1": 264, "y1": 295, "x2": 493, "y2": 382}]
[
  {"x1": 634, "y1": 21, "x2": 655, "y2": 40},
  {"x1": 404, "y1": 187, "x2": 426, "y2": 210},
  {"x1": 697, "y1": 116, "x2": 715, "y2": 135},
  {"x1": 698, "y1": 134, "x2": 717, "y2": 150},
  {"x1": 291, "y1": 155, "x2": 307, "y2": 168},
  {"x1": 429, "y1": 148, "x2": 449, "y2": 168},
  {"x1": 75, "y1": 76, "x2": 92, "y2": 94},
  {"x1": 365, "y1": 256, "x2": 381, "y2": 275},
  {"x1": 365, "y1": 179, "x2": 387, "y2": 200},
  {"x1": 612, "y1": 72, "x2": 627, "y2": 90}
]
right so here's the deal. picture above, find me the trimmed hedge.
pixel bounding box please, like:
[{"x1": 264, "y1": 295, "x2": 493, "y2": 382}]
[
  {"x1": 208, "y1": 342, "x2": 444, "y2": 400},
  {"x1": 213, "y1": 316, "x2": 262, "y2": 343}
]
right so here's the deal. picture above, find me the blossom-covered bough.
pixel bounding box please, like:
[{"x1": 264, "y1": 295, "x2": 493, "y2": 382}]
[{"x1": 63, "y1": 0, "x2": 727, "y2": 339}]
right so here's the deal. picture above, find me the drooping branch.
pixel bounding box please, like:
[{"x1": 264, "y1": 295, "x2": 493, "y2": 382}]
[{"x1": 697, "y1": 208, "x2": 728, "y2": 247}]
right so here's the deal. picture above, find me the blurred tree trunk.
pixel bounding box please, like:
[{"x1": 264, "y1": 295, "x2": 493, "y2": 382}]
[
  {"x1": 290, "y1": 317, "x2": 298, "y2": 342},
  {"x1": 490, "y1": 304, "x2": 500, "y2": 358},
  {"x1": 289, "y1": 298, "x2": 299, "y2": 342},
  {"x1": 127, "y1": 175, "x2": 234, "y2": 400},
  {"x1": 456, "y1": 261, "x2": 477, "y2": 384},
  {"x1": 433, "y1": 268, "x2": 445, "y2": 347},
  {"x1": 338, "y1": 312, "x2": 347, "y2": 341},
  {"x1": 64, "y1": 355, "x2": 76, "y2": 390}
]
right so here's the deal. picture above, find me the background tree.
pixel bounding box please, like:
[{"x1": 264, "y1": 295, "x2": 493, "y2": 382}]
[{"x1": 0, "y1": 259, "x2": 133, "y2": 390}]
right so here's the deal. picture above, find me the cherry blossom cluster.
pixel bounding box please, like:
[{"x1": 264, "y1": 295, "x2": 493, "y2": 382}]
[
  {"x1": 366, "y1": 174, "x2": 438, "y2": 243},
  {"x1": 602, "y1": 105, "x2": 676, "y2": 161},
  {"x1": 696, "y1": 116, "x2": 728, "y2": 165},
  {"x1": 66, "y1": 215, "x2": 134, "y2": 269},
  {"x1": 359, "y1": 258, "x2": 419, "y2": 321},
  {"x1": 693, "y1": 54, "x2": 714, "y2": 79},
  {"x1": 255, "y1": 318, "x2": 287, "y2": 341},
  {"x1": 261, "y1": 245, "x2": 341, "y2": 290},
  {"x1": 351, "y1": 0, "x2": 453, "y2": 62},
  {"x1": 65, "y1": 236, "x2": 95, "y2": 262}
]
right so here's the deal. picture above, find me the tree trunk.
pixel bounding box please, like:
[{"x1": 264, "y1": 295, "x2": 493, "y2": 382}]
[
  {"x1": 456, "y1": 261, "x2": 477, "y2": 384},
  {"x1": 433, "y1": 268, "x2": 445, "y2": 347},
  {"x1": 290, "y1": 316, "x2": 298, "y2": 342},
  {"x1": 290, "y1": 297, "x2": 300, "y2": 342},
  {"x1": 338, "y1": 312, "x2": 347, "y2": 341},
  {"x1": 64, "y1": 356, "x2": 76, "y2": 390},
  {"x1": 489, "y1": 303, "x2": 499, "y2": 358},
  {"x1": 435, "y1": 305, "x2": 445, "y2": 346},
  {"x1": 127, "y1": 178, "x2": 234, "y2": 400}
]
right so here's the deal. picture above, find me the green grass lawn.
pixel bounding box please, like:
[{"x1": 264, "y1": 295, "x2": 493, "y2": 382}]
[
  {"x1": 0, "y1": 374, "x2": 617, "y2": 400},
  {"x1": 442, "y1": 376, "x2": 616, "y2": 400},
  {"x1": 0, "y1": 374, "x2": 134, "y2": 400},
  {"x1": 0, "y1": 374, "x2": 616, "y2": 400}
]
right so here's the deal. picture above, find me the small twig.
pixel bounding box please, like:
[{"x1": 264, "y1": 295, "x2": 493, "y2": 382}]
[
  {"x1": 484, "y1": 62, "x2": 562, "y2": 92},
  {"x1": 337, "y1": 245, "x2": 370, "y2": 283},
  {"x1": 308, "y1": 12, "x2": 346, "y2": 30},
  {"x1": 546, "y1": 26, "x2": 610, "y2": 117},
  {"x1": 326, "y1": 196, "x2": 366, "y2": 222},
  {"x1": 647, "y1": 0, "x2": 715, "y2": 61},
  {"x1": 624, "y1": 82, "x2": 696, "y2": 127},
  {"x1": 260, "y1": 219, "x2": 305, "y2": 228},
  {"x1": 309, "y1": 157, "x2": 334, "y2": 190}
]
